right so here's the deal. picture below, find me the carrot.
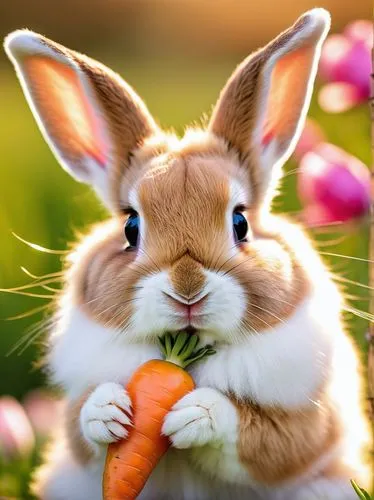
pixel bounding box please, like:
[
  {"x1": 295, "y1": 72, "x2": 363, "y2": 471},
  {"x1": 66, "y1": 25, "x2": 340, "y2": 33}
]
[{"x1": 102, "y1": 332, "x2": 215, "y2": 500}]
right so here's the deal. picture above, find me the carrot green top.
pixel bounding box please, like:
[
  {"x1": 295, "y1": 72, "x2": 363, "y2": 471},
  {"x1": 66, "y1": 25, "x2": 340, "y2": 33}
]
[{"x1": 158, "y1": 332, "x2": 215, "y2": 369}]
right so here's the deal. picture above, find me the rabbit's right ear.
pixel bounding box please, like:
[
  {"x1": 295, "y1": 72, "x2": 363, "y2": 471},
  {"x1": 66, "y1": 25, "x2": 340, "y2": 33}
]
[{"x1": 4, "y1": 30, "x2": 158, "y2": 209}]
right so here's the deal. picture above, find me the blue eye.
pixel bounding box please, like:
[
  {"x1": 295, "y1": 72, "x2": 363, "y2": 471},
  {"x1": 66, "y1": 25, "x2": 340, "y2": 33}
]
[
  {"x1": 125, "y1": 212, "x2": 139, "y2": 248},
  {"x1": 233, "y1": 211, "x2": 248, "y2": 242}
]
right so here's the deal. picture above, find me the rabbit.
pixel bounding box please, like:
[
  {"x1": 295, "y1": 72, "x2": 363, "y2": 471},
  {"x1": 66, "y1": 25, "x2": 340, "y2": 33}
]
[{"x1": 4, "y1": 7, "x2": 372, "y2": 500}]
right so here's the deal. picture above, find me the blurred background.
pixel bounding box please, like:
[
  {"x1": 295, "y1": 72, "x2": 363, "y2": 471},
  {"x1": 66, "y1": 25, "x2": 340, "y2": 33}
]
[{"x1": 0, "y1": 0, "x2": 372, "y2": 497}]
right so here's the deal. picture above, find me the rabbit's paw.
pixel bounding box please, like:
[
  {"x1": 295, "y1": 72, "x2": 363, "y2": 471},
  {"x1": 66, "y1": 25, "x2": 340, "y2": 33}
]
[
  {"x1": 80, "y1": 382, "x2": 132, "y2": 447},
  {"x1": 162, "y1": 387, "x2": 238, "y2": 449}
]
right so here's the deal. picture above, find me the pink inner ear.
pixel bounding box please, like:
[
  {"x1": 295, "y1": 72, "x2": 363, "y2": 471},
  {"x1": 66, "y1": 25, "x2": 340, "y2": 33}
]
[
  {"x1": 262, "y1": 46, "x2": 314, "y2": 152},
  {"x1": 24, "y1": 57, "x2": 108, "y2": 167}
]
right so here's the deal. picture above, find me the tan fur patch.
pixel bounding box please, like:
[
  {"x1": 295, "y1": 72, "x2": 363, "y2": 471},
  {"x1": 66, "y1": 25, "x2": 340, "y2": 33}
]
[
  {"x1": 169, "y1": 254, "x2": 206, "y2": 299},
  {"x1": 64, "y1": 219, "x2": 150, "y2": 330},
  {"x1": 137, "y1": 151, "x2": 233, "y2": 268},
  {"x1": 65, "y1": 388, "x2": 95, "y2": 465},
  {"x1": 234, "y1": 393, "x2": 342, "y2": 485},
  {"x1": 226, "y1": 213, "x2": 311, "y2": 333}
]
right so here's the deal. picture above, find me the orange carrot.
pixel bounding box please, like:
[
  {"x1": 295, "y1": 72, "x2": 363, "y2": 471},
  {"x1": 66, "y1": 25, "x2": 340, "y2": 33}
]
[{"x1": 102, "y1": 332, "x2": 214, "y2": 500}]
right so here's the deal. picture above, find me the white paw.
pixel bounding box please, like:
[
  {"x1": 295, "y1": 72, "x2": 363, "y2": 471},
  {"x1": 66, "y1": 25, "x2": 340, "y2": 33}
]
[
  {"x1": 80, "y1": 382, "x2": 132, "y2": 448},
  {"x1": 162, "y1": 387, "x2": 238, "y2": 449}
]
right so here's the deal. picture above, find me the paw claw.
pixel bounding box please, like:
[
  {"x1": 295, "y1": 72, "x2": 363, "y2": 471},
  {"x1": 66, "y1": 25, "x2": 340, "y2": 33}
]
[{"x1": 106, "y1": 421, "x2": 129, "y2": 440}]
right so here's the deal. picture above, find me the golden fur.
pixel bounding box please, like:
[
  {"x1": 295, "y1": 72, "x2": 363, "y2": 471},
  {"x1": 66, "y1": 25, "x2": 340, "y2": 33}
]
[
  {"x1": 66, "y1": 388, "x2": 95, "y2": 464},
  {"x1": 234, "y1": 392, "x2": 342, "y2": 485}
]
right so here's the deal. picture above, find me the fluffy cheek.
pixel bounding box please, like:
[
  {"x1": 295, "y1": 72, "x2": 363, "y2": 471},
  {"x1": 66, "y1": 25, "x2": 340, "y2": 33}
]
[
  {"x1": 201, "y1": 270, "x2": 247, "y2": 342},
  {"x1": 129, "y1": 271, "x2": 180, "y2": 340},
  {"x1": 129, "y1": 269, "x2": 247, "y2": 343},
  {"x1": 70, "y1": 224, "x2": 152, "y2": 334}
]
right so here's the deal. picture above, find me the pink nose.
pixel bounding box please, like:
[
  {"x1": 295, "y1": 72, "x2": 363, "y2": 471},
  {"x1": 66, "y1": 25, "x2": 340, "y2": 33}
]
[{"x1": 163, "y1": 291, "x2": 208, "y2": 317}]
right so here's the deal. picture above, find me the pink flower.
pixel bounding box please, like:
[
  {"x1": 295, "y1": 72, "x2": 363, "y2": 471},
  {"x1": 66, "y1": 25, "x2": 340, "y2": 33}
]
[
  {"x1": 23, "y1": 389, "x2": 63, "y2": 437},
  {"x1": 345, "y1": 20, "x2": 373, "y2": 50},
  {"x1": 298, "y1": 143, "x2": 370, "y2": 226},
  {"x1": 0, "y1": 396, "x2": 35, "y2": 460},
  {"x1": 293, "y1": 118, "x2": 326, "y2": 162},
  {"x1": 318, "y1": 20, "x2": 372, "y2": 112}
]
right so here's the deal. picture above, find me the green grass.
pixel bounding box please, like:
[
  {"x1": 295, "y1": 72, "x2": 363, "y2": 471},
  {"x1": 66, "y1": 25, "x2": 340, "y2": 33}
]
[{"x1": 1, "y1": 447, "x2": 41, "y2": 499}]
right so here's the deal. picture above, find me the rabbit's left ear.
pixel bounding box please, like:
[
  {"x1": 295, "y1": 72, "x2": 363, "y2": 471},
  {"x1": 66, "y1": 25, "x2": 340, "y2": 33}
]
[
  {"x1": 4, "y1": 30, "x2": 158, "y2": 210},
  {"x1": 209, "y1": 9, "x2": 330, "y2": 206}
]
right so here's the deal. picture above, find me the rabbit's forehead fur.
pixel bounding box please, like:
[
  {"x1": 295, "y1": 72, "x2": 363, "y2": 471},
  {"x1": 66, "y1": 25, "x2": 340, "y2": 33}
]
[{"x1": 117, "y1": 130, "x2": 250, "y2": 211}]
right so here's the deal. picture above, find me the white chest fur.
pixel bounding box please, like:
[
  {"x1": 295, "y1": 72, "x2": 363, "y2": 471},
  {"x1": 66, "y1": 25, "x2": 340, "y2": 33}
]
[
  {"x1": 192, "y1": 285, "x2": 341, "y2": 408},
  {"x1": 48, "y1": 303, "x2": 161, "y2": 399}
]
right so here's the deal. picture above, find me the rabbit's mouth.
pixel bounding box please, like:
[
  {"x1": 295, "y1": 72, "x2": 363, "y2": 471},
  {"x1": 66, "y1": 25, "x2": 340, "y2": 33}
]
[{"x1": 182, "y1": 326, "x2": 198, "y2": 336}]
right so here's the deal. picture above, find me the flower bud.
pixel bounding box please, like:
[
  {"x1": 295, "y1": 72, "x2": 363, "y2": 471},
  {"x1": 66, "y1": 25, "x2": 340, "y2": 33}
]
[
  {"x1": 0, "y1": 396, "x2": 35, "y2": 460},
  {"x1": 318, "y1": 21, "x2": 371, "y2": 112},
  {"x1": 298, "y1": 143, "x2": 370, "y2": 225},
  {"x1": 23, "y1": 389, "x2": 62, "y2": 437}
]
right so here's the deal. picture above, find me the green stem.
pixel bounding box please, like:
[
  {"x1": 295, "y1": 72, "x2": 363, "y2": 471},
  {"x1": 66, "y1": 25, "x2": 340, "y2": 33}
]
[
  {"x1": 158, "y1": 332, "x2": 215, "y2": 369},
  {"x1": 164, "y1": 333, "x2": 172, "y2": 358},
  {"x1": 351, "y1": 480, "x2": 372, "y2": 499}
]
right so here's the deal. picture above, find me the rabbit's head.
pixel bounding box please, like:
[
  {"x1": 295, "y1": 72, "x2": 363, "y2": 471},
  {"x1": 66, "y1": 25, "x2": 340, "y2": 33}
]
[{"x1": 4, "y1": 9, "x2": 331, "y2": 344}]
